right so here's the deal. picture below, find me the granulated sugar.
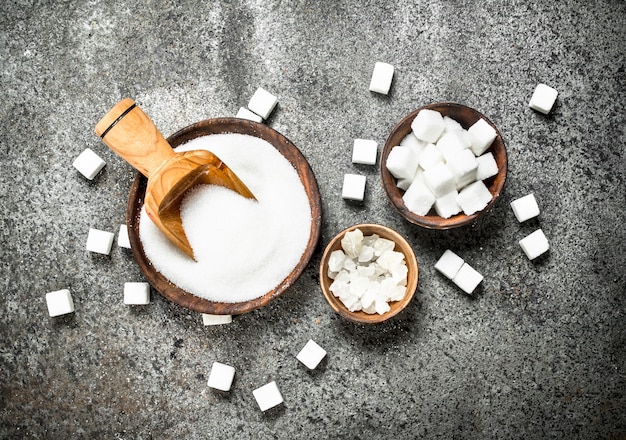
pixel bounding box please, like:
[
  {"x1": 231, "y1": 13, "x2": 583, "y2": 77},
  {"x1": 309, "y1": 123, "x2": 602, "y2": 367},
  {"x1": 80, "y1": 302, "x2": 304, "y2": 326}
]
[{"x1": 139, "y1": 133, "x2": 312, "y2": 303}]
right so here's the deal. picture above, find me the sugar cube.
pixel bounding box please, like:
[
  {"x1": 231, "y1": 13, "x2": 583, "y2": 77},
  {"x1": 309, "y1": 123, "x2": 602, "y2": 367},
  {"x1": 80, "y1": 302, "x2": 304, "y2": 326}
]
[
  {"x1": 252, "y1": 381, "x2": 284, "y2": 411},
  {"x1": 86, "y1": 228, "x2": 114, "y2": 255},
  {"x1": 207, "y1": 361, "x2": 236, "y2": 392},
  {"x1": 423, "y1": 162, "x2": 456, "y2": 197},
  {"x1": 397, "y1": 167, "x2": 424, "y2": 191},
  {"x1": 510, "y1": 193, "x2": 540, "y2": 222},
  {"x1": 418, "y1": 143, "x2": 444, "y2": 170},
  {"x1": 443, "y1": 115, "x2": 464, "y2": 132},
  {"x1": 519, "y1": 229, "x2": 550, "y2": 260},
  {"x1": 248, "y1": 87, "x2": 278, "y2": 120},
  {"x1": 411, "y1": 109, "x2": 445, "y2": 143},
  {"x1": 342, "y1": 174, "x2": 366, "y2": 201},
  {"x1": 468, "y1": 118, "x2": 497, "y2": 156},
  {"x1": 72, "y1": 148, "x2": 106, "y2": 180},
  {"x1": 369, "y1": 62, "x2": 394, "y2": 95},
  {"x1": 352, "y1": 139, "x2": 378, "y2": 165},
  {"x1": 529, "y1": 83, "x2": 558, "y2": 114},
  {"x1": 402, "y1": 179, "x2": 435, "y2": 216},
  {"x1": 434, "y1": 190, "x2": 461, "y2": 219},
  {"x1": 123, "y1": 282, "x2": 150, "y2": 305},
  {"x1": 117, "y1": 224, "x2": 131, "y2": 249},
  {"x1": 453, "y1": 263, "x2": 484, "y2": 294},
  {"x1": 475, "y1": 152, "x2": 499, "y2": 181},
  {"x1": 436, "y1": 131, "x2": 467, "y2": 161},
  {"x1": 236, "y1": 106, "x2": 263, "y2": 123},
  {"x1": 456, "y1": 180, "x2": 493, "y2": 215},
  {"x1": 434, "y1": 250, "x2": 464, "y2": 280},
  {"x1": 202, "y1": 314, "x2": 233, "y2": 326},
  {"x1": 386, "y1": 146, "x2": 419, "y2": 180},
  {"x1": 45, "y1": 289, "x2": 75, "y2": 317},
  {"x1": 400, "y1": 132, "x2": 428, "y2": 158},
  {"x1": 446, "y1": 149, "x2": 479, "y2": 189},
  {"x1": 296, "y1": 339, "x2": 327, "y2": 370}
]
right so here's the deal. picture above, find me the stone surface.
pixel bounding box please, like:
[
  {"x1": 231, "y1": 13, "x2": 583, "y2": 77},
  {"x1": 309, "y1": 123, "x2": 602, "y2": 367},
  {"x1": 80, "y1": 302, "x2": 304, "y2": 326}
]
[{"x1": 1, "y1": 0, "x2": 625, "y2": 438}]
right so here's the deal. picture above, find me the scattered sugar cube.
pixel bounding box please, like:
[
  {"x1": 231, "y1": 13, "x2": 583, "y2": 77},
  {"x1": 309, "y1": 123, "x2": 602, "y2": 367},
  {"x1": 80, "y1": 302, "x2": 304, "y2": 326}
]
[
  {"x1": 45, "y1": 289, "x2": 75, "y2": 317},
  {"x1": 434, "y1": 250, "x2": 464, "y2": 280},
  {"x1": 86, "y1": 228, "x2": 114, "y2": 255},
  {"x1": 436, "y1": 131, "x2": 467, "y2": 160},
  {"x1": 123, "y1": 282, "x2": 150, "y2": 305},
  {"x1": 510, "y1": 193, "x2": 540, "y2": 222},
  {"x1": 418, "y1": 143, "x2": 444, "y2": 170},
  {"x1": 434, "y1": 190, "x2": 461, "y2": 219},
  {"x1": 117, "y1": 224, "x2": 131, "y2": 249},
  {"x1": 519, "y1": 229, "x2": 550, "y2": 260},
  {"x1": 296, "y1": 339, "x2": 327, "y2": 370},
  {"x1": 352, "y1": 139, "x2": 378, "y2": 165},
  {"x1": 247, "y1": 87, "x2": 278, "y2": 120},
  {"x1": 468, "y1": 118, "x2": 497, "y2": 156},
  {"x1": 402, "y1": 179, "x2": 436, "y2": 216},
  {"x1": 202, "y1": 314, "x2": 233, "y2": 326},
  {"x1": 456, "y1": 180, "x2": 493, "y2": 215},
  {"x1": 386, "y1": 146, "x2": 419, "y2": 180},
  {"x1": 411, "y1": 109, "x2": 445, "y2": 143},
  {"x1": 475, "y1": 152, "x2": 499, "y2": 181},
  {"x1": 252, "y1": 381, "x2": 284, "y2": 411},
  {"x1": 72, "y1": 148, "x2": 106, "y2": 180},
  {"x1": 446, "y1": 149, "x2": 479, "y2": 189},
  {"x1": 529, "y1": 83, "x2": 558, "y2": 114},
  {"x1": 236, "y1": 106, "x2": 263, "y2": 123},
  {"x1": 369, "y1": 62, "x2": 394, "y2": 95},
  {"x1": 342, "y1": 174, "x2": 366, "y2": 201},
  {"x1": 423, "y1": 162, "x2": 456, "y2": 197},
  {"x1": 453, "y1": 263, "x2": 484, "y2": 294},
  {"x1": 207, "y1": 361, "x2": 236, "y2": 392}
]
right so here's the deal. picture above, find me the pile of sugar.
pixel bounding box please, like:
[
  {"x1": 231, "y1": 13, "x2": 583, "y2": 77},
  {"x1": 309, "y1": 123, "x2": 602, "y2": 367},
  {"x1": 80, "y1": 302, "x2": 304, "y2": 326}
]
[{"x1": 139, "y1": 133, "x2": 312, "y2": 303}]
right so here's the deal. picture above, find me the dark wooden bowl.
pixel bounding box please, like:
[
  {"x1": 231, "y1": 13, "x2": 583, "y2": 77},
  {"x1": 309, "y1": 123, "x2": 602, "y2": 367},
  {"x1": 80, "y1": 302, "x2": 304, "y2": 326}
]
[
  {"x1": 319, "y1": 224, "x2": 418, "y2": 324},
  {"x1": 380, "y1": 102, "x2": 508, "y2": 229},
  {"x1": 127, "y1": 118, "x2": 322, "y2": 315}
]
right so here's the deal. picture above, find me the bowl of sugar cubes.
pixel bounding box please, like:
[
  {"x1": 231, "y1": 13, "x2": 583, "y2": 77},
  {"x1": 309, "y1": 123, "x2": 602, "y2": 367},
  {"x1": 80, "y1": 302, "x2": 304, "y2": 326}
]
[
  {"x1": 319, "y1": 224, "x2": 418, "y2": 324},
  {"x1": 381, "y1": 102, "x2": 508, "y2": 229}
]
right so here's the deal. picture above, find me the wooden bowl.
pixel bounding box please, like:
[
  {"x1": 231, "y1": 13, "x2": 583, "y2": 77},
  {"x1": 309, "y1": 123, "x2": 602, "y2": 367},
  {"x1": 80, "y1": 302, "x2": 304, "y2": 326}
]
[
  {"x1": 127, "y1": 118, "x2": 322, "y2": 315},
  {"x1": 319, "y1": 224, "x2": 418, "y2": 324},
  {"x1": 380, "y1": 102, "x2": 508, "y2": 229}
]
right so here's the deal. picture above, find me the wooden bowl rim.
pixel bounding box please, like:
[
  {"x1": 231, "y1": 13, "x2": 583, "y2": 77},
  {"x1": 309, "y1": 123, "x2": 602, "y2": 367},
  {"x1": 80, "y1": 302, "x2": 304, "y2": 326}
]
[
  {"x1": 127, "y1": 117, "x2": 322, "y2": 315},
  {"x1": 380, "y1": 102, "x2": 508, "y2": 229},
  {"x1": 319, "y1": 223, "x2": 418, "y2": 324}
]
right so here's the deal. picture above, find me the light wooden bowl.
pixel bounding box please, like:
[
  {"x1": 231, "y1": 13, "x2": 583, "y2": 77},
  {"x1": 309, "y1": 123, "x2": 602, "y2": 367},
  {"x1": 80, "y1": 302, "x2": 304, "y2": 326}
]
[
  {"x1": 319, "y1": 224, "x2": 418, "y2": 324},
  {"x1": 126, "y1": 118, "x2": 322, "y2": 315},
  {"x1": 380, "y1": 102, "x2": 508, "y2": 229}
]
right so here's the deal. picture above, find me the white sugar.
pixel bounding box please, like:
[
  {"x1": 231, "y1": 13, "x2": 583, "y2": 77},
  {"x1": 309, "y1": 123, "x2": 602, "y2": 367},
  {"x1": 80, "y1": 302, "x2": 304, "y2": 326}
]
[{"x1": 139, "y1": 133, "x2": 312, "y2": 303}]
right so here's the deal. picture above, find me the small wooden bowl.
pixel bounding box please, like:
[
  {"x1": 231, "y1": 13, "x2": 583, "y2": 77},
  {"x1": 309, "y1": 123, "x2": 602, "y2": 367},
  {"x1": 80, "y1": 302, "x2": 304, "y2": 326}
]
[
  {"x1": 127, "y1": 118, "x2": 322, "y2": 315},
  {"x1": 380, "y1": 102, "x2": 508, "y2": 229},
  {"x1": 319, "y1": 224, "x2": 418, "y2": 324}
]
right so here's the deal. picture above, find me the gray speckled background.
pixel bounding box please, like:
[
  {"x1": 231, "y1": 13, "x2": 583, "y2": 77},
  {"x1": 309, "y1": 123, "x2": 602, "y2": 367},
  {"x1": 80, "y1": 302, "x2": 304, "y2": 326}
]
[{"x1": 1, "y1": 1, "x2": 625, "y2": 439}]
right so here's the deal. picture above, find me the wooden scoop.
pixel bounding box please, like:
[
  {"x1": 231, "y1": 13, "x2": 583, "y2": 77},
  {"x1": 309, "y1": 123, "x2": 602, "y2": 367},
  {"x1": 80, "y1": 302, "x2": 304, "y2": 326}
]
[{"x1": 95, "y1": 98, "x2": 256, "y2": 260}]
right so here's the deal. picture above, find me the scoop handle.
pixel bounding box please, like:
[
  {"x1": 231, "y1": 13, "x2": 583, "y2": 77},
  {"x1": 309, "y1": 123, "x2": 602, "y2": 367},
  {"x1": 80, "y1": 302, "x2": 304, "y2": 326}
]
[{"x1": 95, "y1": 98, "x2": 175, "y2": 178}]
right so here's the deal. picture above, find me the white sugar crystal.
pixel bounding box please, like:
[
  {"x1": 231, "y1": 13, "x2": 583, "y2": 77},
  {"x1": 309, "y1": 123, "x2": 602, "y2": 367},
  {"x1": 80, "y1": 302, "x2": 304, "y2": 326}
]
[
  {"x1": 403, "y1": 179, "x2": 436, "y2": 216},
  {"x1": 361, "y1": 285, "x2": 378, "y2": 309},
  {"x1": 386, "y1": 145, "x2": 419, "y2": 180},
  {"x1": 342, "y1": 257, "x2": 357, "y2": 272},
  {"x1": 375, "y1": 299, "x2": 391, "y2": 315},
  {"x1": 468, "y1": 118, "x2": 497, "y2": 156},
  {"x1": 390, "y1": 263, "x2": 408, "y2": 286},
  {"x1": 475, "y1": 152, "x2": 499, "y2": 181},
  {"x1": 453, "y1": 263, "x2": 484, "y2": 294},
  {"x1": 376, "y1": 250, "x2": 405, "y2": 271},
  {"x1": 207, "y1": 361, "x2": 235, "y2": 391},
  {"x1": 86, "y1": 228, "x2": 114, "y2": 255},
  {"x1": 253, "y1": 381, "x2": 284, "y2": 411},
  {"x1": 202, "y1": 314, "x2": 233, "y2": 326},
  {"x1": 356, "y1": 264, "x2": 376, "y2": 278},
  {"x1": 296, "y1": 339, "x2": 327, "y2": 370},
  {"x1": 123, "y1": 282, "x2": 150, "y2": 305},
  {"x1": 45, "y1": 289, "x2": 74, "y2": 317},
  {"x1": 443, "y1": 115, "x2": 464, "y2": 132},
  {"x1": 342, "y1": 174, "x2": 366, "y2": 201},
  {"x1": 117, "y1": 224, "x2": 131, "y2": 249},
  {"x1": 456, "y1": 180, "x2": 492, "y2": 215},
  {"x1": 510, "y1": 193, "x2": 540, "y2": 222},
  {"x1": 529, "y1": 83, "x2": 558, "y2": 114},
  {"x1": 352, "y1": 139, "x2": 378, "y2": 165},
  {"x1": 358, "y1": 245, "x2": 375, "y2": 263},
  {"x1": 372, "y1": 237, "x2": 395, "y2": 256},
  {"x1": 411, "y1": 109, "x2": 445, "y2": 143},
  {"x1": 446, "y1": 149, "x2": 479, "y2": 189},
  {"x1": 341, "y1": 229, "x2": 364, "y2": 259},
  {"x1": 436, "y1": 131, "x2": 467, "y2": 161},
  {"x1": 329, "y1": 279, "x2": 349, "y2": 298},
  {"x1": 519, "y1": 229, "x2": 550, "y2": 260},
  {"x1": 369, "y1": 62, "x2": 395, "y2": 95},
  {"x1": 434, "y1": 190, "x2": 461, "y2": 219},
  {"x1": 423, "y1": 162, "x2": 456, "y2": 197},
  {"x1": 236, "y1": 106, "x2": 263, "y2": 123},
  {"x1": 247, "y1": 87, "x2": 278, "y2": 119},
  {"x1": 418, "y1": 143, "x2": 444, "y2": 170},
  {"x1": 72, "y1": 148, "x2": 106, "y2": 180},
  {"x1": 434, "y1": 250, "x2": 464, "y2": 280},
  {"x1": 328, "y1": 250, "x2": 346, "y2": 274}
]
